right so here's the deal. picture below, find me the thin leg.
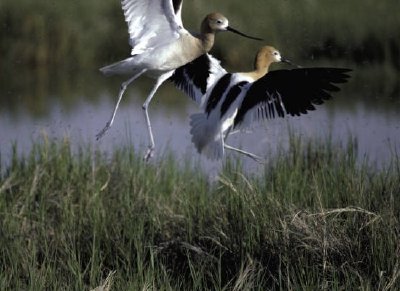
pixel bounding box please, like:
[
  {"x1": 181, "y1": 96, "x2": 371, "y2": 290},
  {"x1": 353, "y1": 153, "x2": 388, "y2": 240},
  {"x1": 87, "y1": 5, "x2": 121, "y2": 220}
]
[
  {"x1": 227, "y1": 129, "x2": 251, "y2": 136},
  {"x1": 223, "y1": 126, "x2": 264, "y2": 163},
  {"x1": 224, "y1": 126, "x2": 232, "y2": 142},
  {"x1": 96, "y1": 69, "x2": 146, "y2": 140},
  {"x1": 224, "y1": 144, "x2": 265, "y2": 163},
  {"x1": 142, "y1": 71, "x2": 174, "y2": 161}
]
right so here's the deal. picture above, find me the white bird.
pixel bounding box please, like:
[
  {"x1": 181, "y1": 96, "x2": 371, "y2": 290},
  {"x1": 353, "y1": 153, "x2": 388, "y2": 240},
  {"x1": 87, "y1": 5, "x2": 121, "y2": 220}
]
[
  {"x1": 96, "y1": 0, "x2": 262, "y2": 161},
  {"x1": 170, "y1": 46, "x2": 351, "y2": 162}
]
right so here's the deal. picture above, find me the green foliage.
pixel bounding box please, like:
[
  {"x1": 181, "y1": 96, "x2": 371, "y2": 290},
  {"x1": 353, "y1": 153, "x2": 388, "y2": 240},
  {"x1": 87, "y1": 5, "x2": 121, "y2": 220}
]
[
  {"x1": 1, "y1": 0, "x2": 399, "y2": 118},
  {"x1": 1, "y1": 136, "x2": 399, "y2": 289},
  {"x1": 0, "y1": 0, "x2": 120, "y2": 69},
  {"x1": 1, "y1": 0, "x2": 400, "y2": 71}
]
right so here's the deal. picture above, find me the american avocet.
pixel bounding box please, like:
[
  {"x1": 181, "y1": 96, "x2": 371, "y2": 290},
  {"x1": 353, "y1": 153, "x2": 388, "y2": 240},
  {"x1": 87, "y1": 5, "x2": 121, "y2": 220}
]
[
  {"x1": 170, "y1": 46, "x2": 351, "y2": 161},
  {"x1": 96, "y1": 0, "x2": 262, "y2": 161}
]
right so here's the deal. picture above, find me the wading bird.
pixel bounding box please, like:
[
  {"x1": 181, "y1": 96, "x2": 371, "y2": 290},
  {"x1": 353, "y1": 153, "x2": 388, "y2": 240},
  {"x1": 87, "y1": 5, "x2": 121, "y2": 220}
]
[
  {"x1": 97, "y1": 0, "x2": 262, "y2": 161},
  {"x1": 170, "y1": 46, "x2": 351, "y2": 162}
]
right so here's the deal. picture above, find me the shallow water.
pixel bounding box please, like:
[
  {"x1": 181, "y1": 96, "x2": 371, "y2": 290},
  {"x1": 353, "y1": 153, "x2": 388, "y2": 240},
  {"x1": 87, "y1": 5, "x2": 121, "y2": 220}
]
[{"x1": 1, "y1": 69, "x2": 399, "y2": 174}]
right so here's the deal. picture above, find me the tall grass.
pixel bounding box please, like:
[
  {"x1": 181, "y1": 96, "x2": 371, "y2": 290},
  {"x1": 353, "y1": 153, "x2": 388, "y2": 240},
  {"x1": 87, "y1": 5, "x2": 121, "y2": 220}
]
[{"x1": 0, "y1": 136, "x2": 399, "y2": 289}]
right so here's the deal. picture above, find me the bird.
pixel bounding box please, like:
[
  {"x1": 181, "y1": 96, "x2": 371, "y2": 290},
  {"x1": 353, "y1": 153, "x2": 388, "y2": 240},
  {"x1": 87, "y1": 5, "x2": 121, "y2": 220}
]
[
  {"x1": 96, "y1": 0, "x2": 262, "y2": 161},
  {"x1": 170, "y1": 45, "x2": 352, "y2": 162}
]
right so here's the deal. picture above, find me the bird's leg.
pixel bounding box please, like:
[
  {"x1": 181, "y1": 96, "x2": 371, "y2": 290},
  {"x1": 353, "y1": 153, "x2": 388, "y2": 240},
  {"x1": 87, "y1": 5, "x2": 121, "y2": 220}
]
[
  {"x1": 224, "y1": 144, "x2": 265, "y2": 163},
  {"x1": 96, "y1": 69, "x2": 146, "y2": 140},
  {"x1": 142, "y1": 71, "x2": 174, "y2": 161},
  {"x1": 223, "y1": 126, "x2": 264, "y2": 163},
  {"x1": 224, "y1": 126, "x2": 233, "y2": 142}
]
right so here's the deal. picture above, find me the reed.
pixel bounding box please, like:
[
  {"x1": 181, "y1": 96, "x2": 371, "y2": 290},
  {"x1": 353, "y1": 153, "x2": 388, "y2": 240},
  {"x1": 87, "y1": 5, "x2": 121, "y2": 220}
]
[{"x1": 0, "y1": 135, "x2": 399, "y2": 289}]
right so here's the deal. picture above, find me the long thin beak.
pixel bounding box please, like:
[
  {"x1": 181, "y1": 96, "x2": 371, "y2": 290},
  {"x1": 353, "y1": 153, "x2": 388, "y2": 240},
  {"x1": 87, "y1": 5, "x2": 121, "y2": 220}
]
[
  {"x1": 281, "y1": 57, "x2": 302, "y2": 68},
  {"x1": 226, "y1": 26, "x2": 263, "y2": 41}
]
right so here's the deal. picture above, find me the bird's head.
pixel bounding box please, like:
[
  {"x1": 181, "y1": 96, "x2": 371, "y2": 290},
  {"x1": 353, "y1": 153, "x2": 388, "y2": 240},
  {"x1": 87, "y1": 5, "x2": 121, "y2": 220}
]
[{"x1": 202, "y1": 13, "x2": 262, "y2": 40}]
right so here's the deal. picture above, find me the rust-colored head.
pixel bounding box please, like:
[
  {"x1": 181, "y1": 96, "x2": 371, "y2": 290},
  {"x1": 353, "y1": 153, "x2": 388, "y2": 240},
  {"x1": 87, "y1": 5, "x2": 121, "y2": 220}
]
[{"x1": 253, "y1": 46, "x2": 283, "y2": 69}]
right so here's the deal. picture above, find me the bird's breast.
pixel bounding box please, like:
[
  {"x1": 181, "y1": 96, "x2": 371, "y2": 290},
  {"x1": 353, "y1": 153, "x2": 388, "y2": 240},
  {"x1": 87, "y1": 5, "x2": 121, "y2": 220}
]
[{"x1": 139, "y1": 35, "x2": 205, "y2": 78}]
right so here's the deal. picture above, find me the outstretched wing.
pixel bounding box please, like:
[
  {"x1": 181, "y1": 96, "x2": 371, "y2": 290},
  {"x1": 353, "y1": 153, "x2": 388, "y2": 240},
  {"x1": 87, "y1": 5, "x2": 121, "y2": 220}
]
[
  {"x1": 170, "y1": 53, "x2": 227, "y2": 105},
  {"x1": 234, "y1": 68, "x2": 352, "y2": 128},
  {"x1": 121, "y1": 0, "x2": 184, "y2": 54}
]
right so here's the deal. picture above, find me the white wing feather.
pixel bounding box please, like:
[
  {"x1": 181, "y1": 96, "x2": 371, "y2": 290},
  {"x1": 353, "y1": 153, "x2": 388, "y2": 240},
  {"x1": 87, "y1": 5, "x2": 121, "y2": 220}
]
[{"x1": 121, "y1": 0, "x2": 184, "y2": 55}]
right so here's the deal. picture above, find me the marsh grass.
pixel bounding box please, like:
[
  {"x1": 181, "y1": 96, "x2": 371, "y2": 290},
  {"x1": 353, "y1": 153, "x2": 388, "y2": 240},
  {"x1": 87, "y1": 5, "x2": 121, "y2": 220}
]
[{"x1": 0, "y1": 135, "x2": 399, "y2": 290}]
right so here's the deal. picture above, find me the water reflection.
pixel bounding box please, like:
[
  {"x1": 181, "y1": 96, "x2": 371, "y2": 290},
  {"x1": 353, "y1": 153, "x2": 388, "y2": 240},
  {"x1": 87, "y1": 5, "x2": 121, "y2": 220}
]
[{"x1": 1, "y1": 66, "x2": 399, "y2": 173}]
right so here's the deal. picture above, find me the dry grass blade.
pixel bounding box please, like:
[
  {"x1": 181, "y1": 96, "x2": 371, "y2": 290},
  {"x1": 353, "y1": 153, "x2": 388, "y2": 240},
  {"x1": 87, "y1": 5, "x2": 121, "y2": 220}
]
[
  {"x1": 383, "y1": 257, "x2": 400, "y2": 291},
  {"x1": 232, "y1": 260, "x2": 257, "y2": 291},
  {"x1": 217, "y1": 175, "x2": 238, "y2": 194},
  {"x1": 286, "y1": 206, "x2": 382, "y2": 261},
  {"x1": 307, "y1": 206, "x2": 379, "y2": 219},
  {"x1": 0, "y1": 174, "x2": 15, "y2": 193},
  {"x1": 90, "y1": 270, "x2": 116, "y2": 291}
]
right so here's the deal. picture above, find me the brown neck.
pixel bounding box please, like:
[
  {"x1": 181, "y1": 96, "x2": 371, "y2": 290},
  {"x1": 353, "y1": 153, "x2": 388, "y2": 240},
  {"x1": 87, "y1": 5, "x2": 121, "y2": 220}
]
[
  {"x1": 246, "y1": 55, "x2": 273, "y2": 80},
  {"x1": 200, "y1": 33, "x2": 215, "y2": 52},
  {"x1": 241, "y1": 63, "x2": 271, "y2": 80},
  {"x1": 199, "y1": 21, "x2": 215, "y2": 52},
  {"x1": 252, "y1": 66, "x2": 270, "y2": 79}
]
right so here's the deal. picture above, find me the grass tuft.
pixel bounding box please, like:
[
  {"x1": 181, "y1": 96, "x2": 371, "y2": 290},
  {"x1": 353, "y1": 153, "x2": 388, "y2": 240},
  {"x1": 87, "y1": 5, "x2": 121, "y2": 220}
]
[{"x1": 0, "y1": 136, "x2": 399, "y2": 289}]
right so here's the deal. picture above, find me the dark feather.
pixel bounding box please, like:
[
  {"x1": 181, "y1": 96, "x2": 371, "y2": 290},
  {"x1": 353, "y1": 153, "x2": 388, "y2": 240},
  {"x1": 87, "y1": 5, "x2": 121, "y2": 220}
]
[
  {"x1": 220, "y1": 81, "x2": 248, "y2": 117},
  {"x1": 205, "y1": 74, "x2": 232, "y2": 115},
  {"x1": 172, "y1": 0, "x2": 182, "y2": 14},
  {"x1": 169, "y1": 54, "x2": 211, "y2": 101},
  {"x1": 234, "y1": 68, "x2": 351, "y2": 127}
]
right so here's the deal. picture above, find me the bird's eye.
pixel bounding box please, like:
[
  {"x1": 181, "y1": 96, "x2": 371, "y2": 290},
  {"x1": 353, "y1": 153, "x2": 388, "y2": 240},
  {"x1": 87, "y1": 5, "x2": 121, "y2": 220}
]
[
  {"x1": 216, "y1": 19, "x2": 223, "y2": 24},
  {"x1": 273, "y1": 52, "x2": 278, "y2": 55}
]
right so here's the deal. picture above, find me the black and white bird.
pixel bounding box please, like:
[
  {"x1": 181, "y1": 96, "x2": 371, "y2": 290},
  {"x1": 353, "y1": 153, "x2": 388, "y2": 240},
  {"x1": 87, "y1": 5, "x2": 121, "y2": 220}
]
[
  {"x1": 170, "y1": 45, "x2": 351, "y2": 161},
  {"x1": 96, "y1": 0, "x2": 261, "y2": 161}
]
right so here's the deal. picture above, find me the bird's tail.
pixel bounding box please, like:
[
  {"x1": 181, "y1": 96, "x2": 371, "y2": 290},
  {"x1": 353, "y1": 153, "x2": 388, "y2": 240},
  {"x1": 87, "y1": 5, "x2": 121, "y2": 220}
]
[
  {"x1": 99, "y1": 57, "x2": 138, "y2": 76},
  {"x1": 190, "y1": 113, "x2": 224, "y2": 160}
]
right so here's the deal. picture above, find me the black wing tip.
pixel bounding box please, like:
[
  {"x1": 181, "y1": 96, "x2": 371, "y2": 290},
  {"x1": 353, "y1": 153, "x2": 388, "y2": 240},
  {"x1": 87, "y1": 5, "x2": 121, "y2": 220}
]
[
  {"x1": 172, "y1": 0, "x2": 183, "y2": 14},
  {"x1": 234, "y1": 66, "x2": 353, "y2": 127},
  {"x1": 321, "y1": 67, "x2": 353, "y2": 75},
  {"x1": 328, "y1": 67, "x2": 353, "y2": 77},
  {"x1": 289, "y1": 67, "x2": 352, "y2": 73},
  {"x1": 312, "y1": 67, "x2": 353, "y2": 83}
]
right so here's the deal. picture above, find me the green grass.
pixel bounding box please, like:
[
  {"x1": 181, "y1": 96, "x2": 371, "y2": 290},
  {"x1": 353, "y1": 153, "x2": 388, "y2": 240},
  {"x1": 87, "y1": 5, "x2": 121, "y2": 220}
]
[{"x1": 1, "y1": 136, "x2": 399, "y2": 290}]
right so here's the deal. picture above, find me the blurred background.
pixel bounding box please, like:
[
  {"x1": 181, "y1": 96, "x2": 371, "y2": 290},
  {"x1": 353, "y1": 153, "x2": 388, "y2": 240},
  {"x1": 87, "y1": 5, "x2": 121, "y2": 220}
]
[{"x1": 1, "y1": 0, "x2": 399, "y2": 169}]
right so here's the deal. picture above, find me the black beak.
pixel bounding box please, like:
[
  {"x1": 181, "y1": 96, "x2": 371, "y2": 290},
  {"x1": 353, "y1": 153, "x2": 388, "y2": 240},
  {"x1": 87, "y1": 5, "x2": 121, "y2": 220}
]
[
  {"x1": 226, "y1": 26, "x2": 263, "y2": 41},
  {"x1": 281, "y1": 57, "x2": 302, "y2": 68}
]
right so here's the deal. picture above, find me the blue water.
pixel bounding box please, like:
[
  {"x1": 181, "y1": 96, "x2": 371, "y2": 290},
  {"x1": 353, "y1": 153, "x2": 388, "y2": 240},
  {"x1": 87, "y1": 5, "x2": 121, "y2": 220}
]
[{"x1": 1, "y1": 76, "x2": 399, "y2": 174}]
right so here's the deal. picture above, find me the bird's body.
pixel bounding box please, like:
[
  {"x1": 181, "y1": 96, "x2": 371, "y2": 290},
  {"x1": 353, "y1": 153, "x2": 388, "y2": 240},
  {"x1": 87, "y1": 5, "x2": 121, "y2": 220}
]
[
  {"x1": 171, "y1": 46, "x2": 351, "y2": 161},
  {"x1": 97, "y1": 0, "x2": 261, "y2": 161},
  {"x1": 100, "y1": 28, "x2": 208, "y2": 77},
  {"x1": 190, "y1": 73, "x2": 254, "y2": 159}
]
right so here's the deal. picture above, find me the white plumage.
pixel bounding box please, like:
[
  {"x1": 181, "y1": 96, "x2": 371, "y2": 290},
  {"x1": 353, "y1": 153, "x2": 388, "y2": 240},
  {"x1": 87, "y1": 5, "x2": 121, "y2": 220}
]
[
  {"x1": 172, "y1": 45, "x2": 351, "y2": 162},
  {"x1": 97, "y1": 0, "x2": 262, "y2": 161}
]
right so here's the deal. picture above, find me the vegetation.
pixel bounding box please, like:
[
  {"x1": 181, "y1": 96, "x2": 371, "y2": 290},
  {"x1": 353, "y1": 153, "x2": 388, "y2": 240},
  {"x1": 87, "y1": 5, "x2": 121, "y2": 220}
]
[
  {"x1": 1, "y1": 136, "x2": 399, "y2": 290},
  {"x1": 1, "y1": 0, "x2": 399, "y2": 71},
  {"x1": 1, "y1": 2, "x2": 399, "y2": 287},
  {"x1": 1, "y1": 0, "x2": 399, "y2": 117}
]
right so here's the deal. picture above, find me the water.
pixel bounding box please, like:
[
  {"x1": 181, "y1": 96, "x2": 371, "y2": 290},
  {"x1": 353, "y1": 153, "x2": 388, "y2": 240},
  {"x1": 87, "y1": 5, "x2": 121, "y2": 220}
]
[{"x1": 1, "y1": 68, "x2": 399, "y2": 173}]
